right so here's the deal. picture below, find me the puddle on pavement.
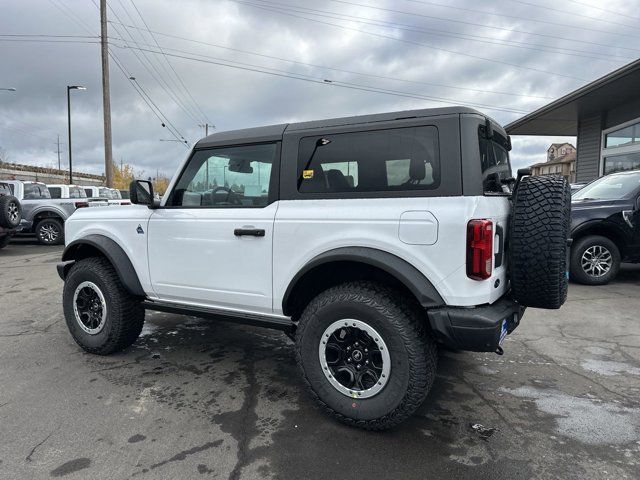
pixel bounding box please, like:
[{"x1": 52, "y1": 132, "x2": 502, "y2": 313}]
[
  {"x1": 501, "y1": 387, "x2": 640, "y2": 446},
  {"x1": 580, "y1": 358, "x2": 640, "y2": 377}
]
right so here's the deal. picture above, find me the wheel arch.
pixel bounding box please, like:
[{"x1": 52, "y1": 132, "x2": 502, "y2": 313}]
[
  {"x1": 60, "y1": 234, "x2": 145, "y2": 297},
  {"x1": 571, "y1": 221, "x2": 627, "y2": 257},
  {"x1": 282, "y1": 247, "x2": 444, "y2": 318},
  {"x1": 32, "y1": 209, "x2": 65, "y2": 230}
]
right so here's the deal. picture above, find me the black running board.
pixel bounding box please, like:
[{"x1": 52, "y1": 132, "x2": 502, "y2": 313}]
[{"x1": 141, "y1": 300, "x2": 296, "y2": 334}]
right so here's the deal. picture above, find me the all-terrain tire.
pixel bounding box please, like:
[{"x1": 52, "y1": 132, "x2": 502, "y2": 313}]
[
  {"x1": 35, "y1": 218, "x2": 64, "y2": 245},
  {"x1": 509, "y1": 175, "x2": 571, "y2": 309},
  {"x1": 63, "y1": 257, "x2": 145, "y2": 355},
  {"x1": 570, "y1": 235, "x2": 621, "y2": 285},
  {"x1": 0, "y1": 195, "x2": 21, "y2": 228},
  {"x1": 295, "y1": 281, "x2": 437, "y2": 430}
]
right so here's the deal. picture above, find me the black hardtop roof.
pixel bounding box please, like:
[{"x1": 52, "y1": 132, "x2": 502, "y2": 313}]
[{"x1": 196, "y1": 106, "x2": 486, "y2": 148}]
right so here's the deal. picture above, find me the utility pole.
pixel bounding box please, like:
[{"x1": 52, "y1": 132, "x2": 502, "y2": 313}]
[
  {"x1": 199, "y1": 123, "x2": 215, "y2": 136},
  {"x1": 100, "y1": 0, "x2": 114, "y2": 187},
  {"x1": 56, "y1": 135, "x2": 62, "y2": 171}
]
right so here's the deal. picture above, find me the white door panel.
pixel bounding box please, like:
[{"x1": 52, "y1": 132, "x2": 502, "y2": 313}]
[{"x1": 148, "y1": 204, "x2": 277, "y2": 312}]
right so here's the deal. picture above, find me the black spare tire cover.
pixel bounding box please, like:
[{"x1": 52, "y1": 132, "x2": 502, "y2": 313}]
[{"x1": 508, "y1": 175, "x2": 570, "y2": 309}]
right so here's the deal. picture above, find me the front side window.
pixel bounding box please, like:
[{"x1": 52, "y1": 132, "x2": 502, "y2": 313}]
[
  {"x1": 49, "y1": 187, "x2": 61, "y2": 199},
  {"x1": 23, "y1": 184, "x2": 51, "y2": 199},
  {"x1": 297, "y1": 126, "x2": 439, "y2": 194},
  {"x1": 167, "y1": 143, "x2": 277, "y2": 207},
  {"x1": 84, "y1": 188, "x2": 93, "y2": 197},
  {"x1": 99, "y1": 187, "x2": 113, "y2": 199}
]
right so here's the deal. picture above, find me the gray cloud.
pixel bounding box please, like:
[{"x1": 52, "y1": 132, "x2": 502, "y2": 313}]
[{"x1": 1, "y1": 0, "x2": 637, "y2": 178}]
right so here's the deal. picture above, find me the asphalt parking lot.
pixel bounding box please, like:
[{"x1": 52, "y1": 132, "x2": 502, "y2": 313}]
[{"x1": 1, "y1": 239, "x2": 639, "y2": 479}]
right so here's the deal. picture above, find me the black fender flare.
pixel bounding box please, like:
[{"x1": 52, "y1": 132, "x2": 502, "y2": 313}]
[
  {"x1": 282, "y1": 246, "x2": 444, "y2": 314},
  {"x1": 59, "y1": 234, "x2": 145, "y2": 297},
  {"x1": 571, "y1": 219, "x2": 629, "y2": 246}
]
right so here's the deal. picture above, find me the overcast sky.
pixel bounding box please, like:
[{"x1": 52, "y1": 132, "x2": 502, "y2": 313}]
[{"x1": 1, "y1": 0, "x2": 639, "y2": 179}]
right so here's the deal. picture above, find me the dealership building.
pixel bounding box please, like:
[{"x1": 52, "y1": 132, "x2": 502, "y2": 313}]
[{"x1": 506, "y1": 58, "x2": 640, "y2": 183}]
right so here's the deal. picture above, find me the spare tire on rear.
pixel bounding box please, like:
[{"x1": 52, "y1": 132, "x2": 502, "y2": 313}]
[
  {"x1": 508, "y1": 175, "x2": 570, "y2": 309},
  {"x1": 0, "y1": 195, "x2": 21, "y2": 228}
]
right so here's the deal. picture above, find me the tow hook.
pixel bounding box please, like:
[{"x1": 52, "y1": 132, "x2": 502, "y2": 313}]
[{"x1": 495, "y1": 346, "x2": 504, "y2": 356}]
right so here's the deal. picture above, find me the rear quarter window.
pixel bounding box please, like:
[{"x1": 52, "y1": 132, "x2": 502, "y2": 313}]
[{"x1": 297, "y1": 126, "x2": 440, "y2": 194}]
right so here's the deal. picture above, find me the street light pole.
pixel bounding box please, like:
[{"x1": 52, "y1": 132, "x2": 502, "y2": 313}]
[{"x1": 67, "y1": 85, "x2": 86, "y2": 185}]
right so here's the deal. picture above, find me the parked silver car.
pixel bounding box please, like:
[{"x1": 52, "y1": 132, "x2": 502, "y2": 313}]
[{"x1": 3, "y1": 180, "x2": 88, "y2": 245}]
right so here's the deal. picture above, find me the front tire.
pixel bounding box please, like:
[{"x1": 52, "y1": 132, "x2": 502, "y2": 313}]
[
  {"x1": 35, "y1": 218, "x2": 64, "y2": 245},
  {"x1": 296, "y1": 282, "x2": 437, "y2": 430},
  {"x1": 570, "y1": 235, "x2": 620, "y2": 285},
  {"x1": 63, "y1": 257, "x2": 145, "y2": 355}
]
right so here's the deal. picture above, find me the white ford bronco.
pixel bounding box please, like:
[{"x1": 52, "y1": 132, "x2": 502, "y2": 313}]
[{"x1": 58, "y1": 107, "x2": 570, "y2": 429}]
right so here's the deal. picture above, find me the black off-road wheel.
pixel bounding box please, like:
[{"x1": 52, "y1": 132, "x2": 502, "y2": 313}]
[
  {"x1": 509, "y1": 175, "x2": 571, "y2": 309},
  {"x1": 35, "y1": 218, "x2": 64, "y2": 245},
  {"x1": 63, "y1": 257, "x2": 145, "y2": 355},
  {"x1": 570, "y1": 235, "x2": 621, "y2": 285},
  {"x1": 296, "y1": 282, "x2": 437, "y2": 430},
  {"x1": 0, "y1": 195, "x2": 21, "y2": 228}
]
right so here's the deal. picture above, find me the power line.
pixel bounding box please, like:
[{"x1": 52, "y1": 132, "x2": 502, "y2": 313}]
[
  {"x1": 564, "y1": 0, "x2": 640, "y2": 21},
  {"x1": 128, "y1": 0, "x2": 210, "y2": 124},
  {"x1": 232, "y1": 0, "x2": 589, "y2": 81},
  {"x1": 242, "y1": 0, "x2": 640, "y2": 55},
  {"x1": 96, "y1": 0, "x2": 202, "y2": 125},
  {"x1": 228, "y1": 2, "x2": 632, "y2": 62},
  {"x1": 329, "y1": 0, "x2": 640, "y2": 39},
  {"x1": 46, "y1": 0, "x2": 190, "y2": 147},
  {"x1": 110, "y1": 21, "x2": 558, "y2": 100},
  {"x1": 113, "y1": 42, "x2": 530, "y2": 114},
  {"x1": 506, "y1": 0, "x2": 640, "y2": 31}
]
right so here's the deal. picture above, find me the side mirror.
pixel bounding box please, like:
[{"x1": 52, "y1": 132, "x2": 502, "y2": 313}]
[
  {"x1": 635, "y1": 196, "x2": 640, "y2": 211},
  {"x1": 129, "y1": 180, "x2": 154, "y2": 207}
]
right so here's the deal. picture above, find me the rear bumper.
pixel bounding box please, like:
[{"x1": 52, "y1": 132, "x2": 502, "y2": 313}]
[{"x1": 427, "y1": 295, "x2": 525, "y2": 352}]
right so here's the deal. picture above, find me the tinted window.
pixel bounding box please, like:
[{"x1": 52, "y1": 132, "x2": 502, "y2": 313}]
[
  {"x1": 24, "y1": 184, "x2": 51, "y2": 199},
  {"x1": 49, "y1": 187, "x2": 61, "y2": 199},
  {"x1": 478, "y1": 128, "x2": 512, "y2": 193},
  {"x1": 297, "y1": 126, "x2": 439, "y2": 194},
  {"x1": 84, "y1": 188, "x2": 93, "y2": 197},
  {"x1": 168, "y1": 143, "x2": 277, "y2": 207},
  {"x1": 119, "y1": 189, "x2": 130, "y2": 199}
]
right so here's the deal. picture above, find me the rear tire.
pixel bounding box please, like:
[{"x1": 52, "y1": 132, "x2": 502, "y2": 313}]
[
  {"x1": 509, "y1": 175, "x2": 571, "y2": 309},
  {"x1": 63, "y1": 257, "x2": 145, "y2": 355},
  {"x1": 570, "y1": 235, "x2": 620, "y2": 285},
  {"x1": 295, "y1": 282, "x2": 437, "y2": 430},
  {"x1": 35, "y1": 218, "x2": 64, "y2": 245},
  {"x1": 0, "y1": 195, "x2": 21, "y2": 228}
]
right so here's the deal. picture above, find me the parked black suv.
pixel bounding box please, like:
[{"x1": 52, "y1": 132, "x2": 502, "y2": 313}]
[
  {"x1": 570, "y1": 170, "x2": 640, "y2": 284},
  {"x1": 0, "y1": 181, "x2": 22, "y2": 249}
]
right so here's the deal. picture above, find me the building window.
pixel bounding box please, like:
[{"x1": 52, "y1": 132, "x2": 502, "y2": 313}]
[{"x1": 601, "y1": 117, "x2": 640, "y2": 175}]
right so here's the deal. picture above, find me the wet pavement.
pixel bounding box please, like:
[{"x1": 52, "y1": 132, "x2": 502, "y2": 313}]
[{"x1": 1, "y1": 239, "x2": 639, "y2": 479}]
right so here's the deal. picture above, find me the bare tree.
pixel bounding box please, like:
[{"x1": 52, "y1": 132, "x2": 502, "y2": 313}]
[{"x1": 0, "y1": 147, "x2": 9, "y2": 164}]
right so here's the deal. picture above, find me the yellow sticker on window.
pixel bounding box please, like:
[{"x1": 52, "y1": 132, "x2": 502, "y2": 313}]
[{"x1": 302, "y1": 169, "x2": 314, "y2": 179}]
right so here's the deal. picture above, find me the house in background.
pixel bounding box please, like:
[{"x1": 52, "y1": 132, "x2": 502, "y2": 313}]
[
  {"x1": 506, "y1": 58, "x2": 640, "y2": 182},
  {"x1": 529, "y1": 143, "x2": 577, "y2": 182}
]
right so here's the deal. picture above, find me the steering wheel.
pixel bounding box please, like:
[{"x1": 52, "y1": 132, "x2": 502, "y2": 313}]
[{"x1": 211, "y1": 186, "x2": 242, "y2": 205}]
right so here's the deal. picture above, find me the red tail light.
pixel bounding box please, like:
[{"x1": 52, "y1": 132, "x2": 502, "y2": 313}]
[
  {"x1": 74, "y1": 201, "x2": 89, "y2": 208},
  {"x1": 467, "y1": 219, "x2": 493, "y2": 280}
]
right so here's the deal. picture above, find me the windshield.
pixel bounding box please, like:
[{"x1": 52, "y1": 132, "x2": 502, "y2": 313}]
[
  {"x1": 572, "y1": 172, "x2": 640, "y2": 201},
  {"x1": 99, "y1": 187, "x2": 113, "y2": 199},
  {"x1": 24, "y1": 183, "x2": 51, "y2": 199},
  {"x1": 479, "y1": 127, "x2": 512, "y2": 193}
]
